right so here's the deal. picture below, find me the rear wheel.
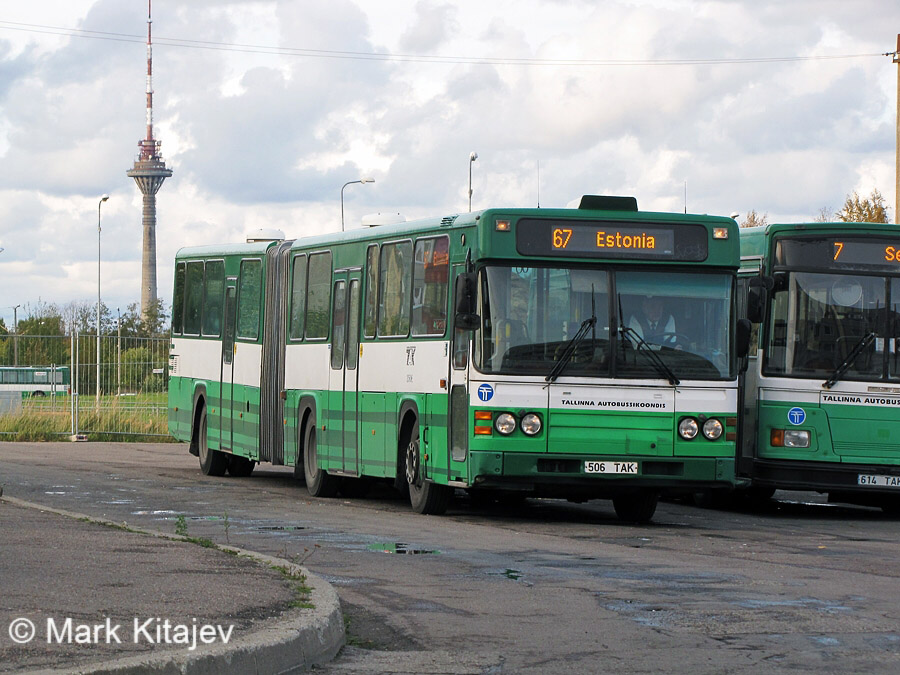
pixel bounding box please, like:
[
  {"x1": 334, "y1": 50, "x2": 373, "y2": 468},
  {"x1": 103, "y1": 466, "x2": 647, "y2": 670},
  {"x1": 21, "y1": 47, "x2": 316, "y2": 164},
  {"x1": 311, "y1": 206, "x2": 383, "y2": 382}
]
[
  {"x1": 612, "y1": 491, "x2": 658, "y2": 523},
  {"x1": 406, "y1": 421, "x2": 452, "y2": 515},
  {"x1": 227, "y1": 455, "x2": 256, "y2": 477},
  {"x1": 197, "y1": 408, "x2": 227, "y2": 476},
  {"x1": 303, "y1": 415, "x2": 339, "y2": 497}
]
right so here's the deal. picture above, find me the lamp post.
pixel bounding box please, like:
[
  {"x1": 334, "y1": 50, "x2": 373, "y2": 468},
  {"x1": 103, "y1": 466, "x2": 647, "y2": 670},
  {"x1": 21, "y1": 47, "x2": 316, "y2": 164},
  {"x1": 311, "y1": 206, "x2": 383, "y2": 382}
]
[
  {"x1": 12, "y1": 304, "x2": 20, "y2": 366},
  {"x1": 97, "y1": 194, "x2": 109, "y2": 405},
  {"x1": 468, "y1": 152, "x2": 478, "y2": 212},
  {"x1": 341, "y1": 178, "x2": 375, "y2": 231}
]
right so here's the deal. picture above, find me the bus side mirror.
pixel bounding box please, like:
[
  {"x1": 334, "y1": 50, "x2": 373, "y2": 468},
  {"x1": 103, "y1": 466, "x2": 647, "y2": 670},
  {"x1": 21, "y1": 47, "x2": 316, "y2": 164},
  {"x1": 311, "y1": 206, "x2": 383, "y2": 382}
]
[
  {"x1": 747, "y1": 276, "x2": 773, "y2": 323},
  {"x1": 736, "y1": 318, "x2": 752, "y2": 359},
  {"x1": 454, "y1": 273, "x2": 480, "y2": 331}
]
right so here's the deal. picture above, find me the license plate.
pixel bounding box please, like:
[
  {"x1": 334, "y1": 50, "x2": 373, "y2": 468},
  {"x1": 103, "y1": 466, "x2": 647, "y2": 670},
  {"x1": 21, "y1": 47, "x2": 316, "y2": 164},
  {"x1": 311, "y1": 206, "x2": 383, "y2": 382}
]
[
  {"x1": 858, "y1": 474, "x2": 900, "y2": 488},
  {"x1": 584, "y1": 461, "x2": 638, "y2": 475}
]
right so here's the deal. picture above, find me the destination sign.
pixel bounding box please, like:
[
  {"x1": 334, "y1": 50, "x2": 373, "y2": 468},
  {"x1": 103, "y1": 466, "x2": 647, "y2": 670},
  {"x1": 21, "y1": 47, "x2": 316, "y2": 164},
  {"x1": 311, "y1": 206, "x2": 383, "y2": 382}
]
[
  {"x1": 776, "y1": 237, "x2": 900, "y2": 272},
  {"x1": 516, "y1": 219, "x2": 708, "y2": 261}
]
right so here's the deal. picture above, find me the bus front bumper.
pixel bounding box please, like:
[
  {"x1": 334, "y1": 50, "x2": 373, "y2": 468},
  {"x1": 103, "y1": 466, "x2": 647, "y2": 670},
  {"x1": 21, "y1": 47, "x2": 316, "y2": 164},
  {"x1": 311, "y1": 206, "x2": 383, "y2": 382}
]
[
  {"x1": 468, "y1": 451, "x2": 736, "y2": 496},
  {"x1": 752, "y1": 459, "x2": 900, "y2": 496}
]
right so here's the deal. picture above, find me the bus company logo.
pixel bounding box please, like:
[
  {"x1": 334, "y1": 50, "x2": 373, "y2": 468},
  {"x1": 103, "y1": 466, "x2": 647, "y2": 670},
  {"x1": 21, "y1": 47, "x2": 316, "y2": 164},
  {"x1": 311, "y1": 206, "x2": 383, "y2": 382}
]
[
  {"x1": 477, "y1": 384, "x2": 494, "y2": 402},
  {"x1": 406, "y1": 346, "x2": 415, "y2": 366},
  {"x1": 787, "y1": 407, "x2": 806, "y2": 425}
]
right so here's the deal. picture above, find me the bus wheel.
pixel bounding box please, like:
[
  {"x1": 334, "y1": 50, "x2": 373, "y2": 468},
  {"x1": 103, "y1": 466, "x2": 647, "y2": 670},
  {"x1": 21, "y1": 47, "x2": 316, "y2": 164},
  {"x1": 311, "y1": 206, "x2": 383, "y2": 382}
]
[
  {"x1": 405, "y1": 422, "x2": 451, "y2": 515},
  {"x1": 303, "y1": 416, "x2": 338, "y2": 498},
  {"x1": 227, "y1": 455, "x2": 256, "y2": 477},
  {"x1": 197, "y1": 408, "x2": 227, "y2": 476},
  {"x1": 612, "y1": 491, "x2": 658, "y2": 523}
]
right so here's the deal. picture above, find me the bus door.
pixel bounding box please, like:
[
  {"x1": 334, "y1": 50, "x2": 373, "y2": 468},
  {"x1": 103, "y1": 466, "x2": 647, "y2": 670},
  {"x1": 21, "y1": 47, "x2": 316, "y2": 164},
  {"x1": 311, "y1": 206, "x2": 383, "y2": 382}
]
[
  {"x1": 328, "y1": 270, "x2": 362, "y2": 474},
  {"x1": 219, "y1": 282, "x2": 237, "y2": 450},
  {"x1": 448, "y1": 264, "x2": 470, "y2": 470}
]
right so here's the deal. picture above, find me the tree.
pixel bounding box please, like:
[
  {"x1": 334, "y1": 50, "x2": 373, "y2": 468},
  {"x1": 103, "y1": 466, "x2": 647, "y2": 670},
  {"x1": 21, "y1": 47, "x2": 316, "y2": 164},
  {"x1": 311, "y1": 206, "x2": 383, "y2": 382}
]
[
  {"x1": 739, "y1": 210, "x2": 768, "y2": 228},
  {"x1": 813, "y1": 206, "x2": 833, "y2": 223},
  {"x1": 836, "y1": 189, "x2": 890, "y2": 224}
]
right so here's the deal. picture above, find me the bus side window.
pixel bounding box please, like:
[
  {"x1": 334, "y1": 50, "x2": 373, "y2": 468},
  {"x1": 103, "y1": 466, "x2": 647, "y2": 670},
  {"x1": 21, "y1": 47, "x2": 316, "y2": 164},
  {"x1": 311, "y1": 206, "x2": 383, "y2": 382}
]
[
  {"x1": 378, "y1": 241, "x2": 412, "y2": 337},
  {"x1": 202, "y1": 260, "x2": 225, "y2": 337},
  {"x1": 172, "y1": 262, "x2": 185, "y2": 335},
  {"x1": 237, "y1": 258, "x2": 262, "y2": 340},
  {"x1": 289, "y1": 254, "x2": 308, "y2": 341},
  {"x1": 305, "y1": 252, "x2": 332, "y2": 340},
  {"x1": 412, "y1": 236, "x2": 449, "y2": 337},
  {"x1": 183, "y1": 261, "x2": 204, "y2": 335},
  {"x1": 364, "y1": 245, "x2": 378, "y2": 338}
]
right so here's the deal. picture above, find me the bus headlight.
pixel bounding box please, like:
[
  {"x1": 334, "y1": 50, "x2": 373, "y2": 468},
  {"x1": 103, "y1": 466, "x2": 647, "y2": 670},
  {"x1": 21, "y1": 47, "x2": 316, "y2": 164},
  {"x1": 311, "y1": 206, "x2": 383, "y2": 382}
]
[
  {"x1": 773, "y1": 429, "x2": 810, "y2": 448},
  {"x1": 520, "y1": 413, "x2": 542, "y2": 436},
  {"x1": 495, "y1": 413, "x2": 517, "y2": 435},
  {"x1": 702, "y1": 418, "x2": 724, "y2": 440},
  {"x1": 678, "y1": 417, "x2": 699, "y2": 440}
]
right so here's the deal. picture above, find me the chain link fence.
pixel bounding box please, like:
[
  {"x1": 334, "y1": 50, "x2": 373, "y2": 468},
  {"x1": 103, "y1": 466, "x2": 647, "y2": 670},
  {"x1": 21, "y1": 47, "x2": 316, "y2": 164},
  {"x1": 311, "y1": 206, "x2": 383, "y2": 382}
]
[{"x1": 0, "y1": 334, "x2": 170, "y2": 440}]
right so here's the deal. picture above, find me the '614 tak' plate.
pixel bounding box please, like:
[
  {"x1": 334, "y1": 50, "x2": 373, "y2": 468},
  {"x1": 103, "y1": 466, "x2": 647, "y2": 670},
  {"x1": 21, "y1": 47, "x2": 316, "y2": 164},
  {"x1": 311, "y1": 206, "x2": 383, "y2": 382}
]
[{"x1": 858, "y1": 474, "x2": 900, "y2": 488}]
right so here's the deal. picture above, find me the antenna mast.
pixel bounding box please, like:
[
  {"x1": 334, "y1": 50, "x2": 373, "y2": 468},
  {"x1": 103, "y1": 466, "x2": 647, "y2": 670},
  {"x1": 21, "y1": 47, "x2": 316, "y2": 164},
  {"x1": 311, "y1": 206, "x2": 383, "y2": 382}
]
[{"x1": 127, "y1": 0, "x2": 172, "y2": 321}]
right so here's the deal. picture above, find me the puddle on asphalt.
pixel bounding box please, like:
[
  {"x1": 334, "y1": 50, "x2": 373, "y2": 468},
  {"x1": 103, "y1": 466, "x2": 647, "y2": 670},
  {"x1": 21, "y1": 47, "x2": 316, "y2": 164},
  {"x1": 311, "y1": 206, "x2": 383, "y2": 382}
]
[
  {"x1": 368, "y1": 542, "x2": 439, "y2": 555},
  {"x1": 256, "y1": 525, "x2": 306, "y2": 531},
  {"x1": 100, "y1": 499, "x2": 135, "y2": 505}
]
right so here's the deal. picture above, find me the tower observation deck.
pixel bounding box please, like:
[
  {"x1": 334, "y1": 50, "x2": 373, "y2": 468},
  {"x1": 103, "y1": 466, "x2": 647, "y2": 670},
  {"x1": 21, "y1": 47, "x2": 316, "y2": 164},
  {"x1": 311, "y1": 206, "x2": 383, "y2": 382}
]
[{"x1": 126, "y1": 0, "x2": 171, "y2": 322}]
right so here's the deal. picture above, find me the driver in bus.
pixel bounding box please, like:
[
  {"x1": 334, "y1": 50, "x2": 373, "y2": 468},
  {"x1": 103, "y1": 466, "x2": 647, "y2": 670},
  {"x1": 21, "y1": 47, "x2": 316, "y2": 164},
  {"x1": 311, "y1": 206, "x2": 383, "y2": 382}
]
[{"x1": 629, "y1": 296, "x2": 678, "y2": 347}]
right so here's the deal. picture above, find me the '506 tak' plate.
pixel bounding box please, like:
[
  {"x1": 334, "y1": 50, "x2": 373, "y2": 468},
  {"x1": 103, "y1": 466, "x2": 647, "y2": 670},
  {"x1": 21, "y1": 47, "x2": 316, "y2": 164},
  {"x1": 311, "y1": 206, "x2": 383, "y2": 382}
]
[{"x1": 585, "y1": 461, "x2": 638, "y2": 475}]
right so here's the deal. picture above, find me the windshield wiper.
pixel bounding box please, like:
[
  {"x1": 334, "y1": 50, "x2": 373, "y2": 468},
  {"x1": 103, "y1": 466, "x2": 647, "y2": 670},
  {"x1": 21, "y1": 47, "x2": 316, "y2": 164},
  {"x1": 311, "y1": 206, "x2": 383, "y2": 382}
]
[
  {"x1": 545, "y1": 315, "x2": 597, "y2": 383},
  {"x1": 620, "y1": 325, "x2": 680, "y2": 386},
  {"x1": 822, "y1": 331, "x2": 876, "y2": 389}
]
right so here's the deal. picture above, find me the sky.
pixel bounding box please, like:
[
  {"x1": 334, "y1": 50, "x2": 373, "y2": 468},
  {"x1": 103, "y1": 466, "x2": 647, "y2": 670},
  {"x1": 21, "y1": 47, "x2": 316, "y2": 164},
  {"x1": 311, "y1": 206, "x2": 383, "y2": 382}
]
[{"x1": 0, "y1": 0, "x2": 898, "y2": 327}]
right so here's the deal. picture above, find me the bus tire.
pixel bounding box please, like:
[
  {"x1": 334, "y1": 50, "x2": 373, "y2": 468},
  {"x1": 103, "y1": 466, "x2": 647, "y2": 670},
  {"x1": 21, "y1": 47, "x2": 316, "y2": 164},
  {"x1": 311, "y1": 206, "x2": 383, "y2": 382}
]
[
  {"x1": 197, "y1": 408, "x2": 227, "y2": 476},
  {"x1": 406, "y1": 421, "x2": 451, "y2": 515},
  {"x1": 612, "y1": 491, "x2": 658, "y2": 523},
  {"x1": 303, "y1": 415, "x2": 338, "y2": 498},
  {"x1": 227, "y1": 455, "x2": 256, "y2": 477}
]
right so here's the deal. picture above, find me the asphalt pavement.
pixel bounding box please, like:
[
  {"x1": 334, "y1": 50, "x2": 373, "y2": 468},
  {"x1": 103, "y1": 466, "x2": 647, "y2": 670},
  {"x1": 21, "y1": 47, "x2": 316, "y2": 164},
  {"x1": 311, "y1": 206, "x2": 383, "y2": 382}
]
[{"x1": 0, "y1": 493, "x2": 344, "y2": 674}]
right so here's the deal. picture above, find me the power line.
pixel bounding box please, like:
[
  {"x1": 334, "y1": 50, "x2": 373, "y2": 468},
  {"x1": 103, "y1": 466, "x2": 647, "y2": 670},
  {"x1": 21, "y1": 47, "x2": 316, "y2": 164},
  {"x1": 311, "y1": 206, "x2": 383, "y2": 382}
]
[{"x1": 0, "y1": 19, "x2": 884, "y2": 67}]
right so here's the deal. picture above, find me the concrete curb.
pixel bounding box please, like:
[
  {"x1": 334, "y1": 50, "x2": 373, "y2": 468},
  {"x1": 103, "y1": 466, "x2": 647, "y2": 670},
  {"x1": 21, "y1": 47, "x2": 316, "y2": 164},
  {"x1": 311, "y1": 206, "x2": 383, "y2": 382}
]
[{"x1": 2, "y1": 496, "x2": 345, "y2": 674}]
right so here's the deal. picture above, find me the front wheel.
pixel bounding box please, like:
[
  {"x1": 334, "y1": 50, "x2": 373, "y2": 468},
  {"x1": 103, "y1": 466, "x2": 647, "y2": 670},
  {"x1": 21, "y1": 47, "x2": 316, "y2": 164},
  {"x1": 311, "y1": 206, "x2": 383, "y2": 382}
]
[
  {"x1": 406, "y1": 421, "x2": 452, "y2": 515},
  {"x1": 612, "y1": 491, "x2": 658, "y2": 523},
  {"x1": 197, "y1": 408, "x2": 227, "y2": 476},
  {"x1": 303, "y1": 415, "x2": 339, "y2": 498}
]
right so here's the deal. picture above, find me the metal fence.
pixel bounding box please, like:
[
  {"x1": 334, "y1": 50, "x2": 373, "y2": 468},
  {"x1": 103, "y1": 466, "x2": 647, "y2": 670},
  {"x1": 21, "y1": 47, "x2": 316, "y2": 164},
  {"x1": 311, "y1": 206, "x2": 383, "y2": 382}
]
[{"x1": 0, "y1": 334, "x2": 169, "y2": 439}]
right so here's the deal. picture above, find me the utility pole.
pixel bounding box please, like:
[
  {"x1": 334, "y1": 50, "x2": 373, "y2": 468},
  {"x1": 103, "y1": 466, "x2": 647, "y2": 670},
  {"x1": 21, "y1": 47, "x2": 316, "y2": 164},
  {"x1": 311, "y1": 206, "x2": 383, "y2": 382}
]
[
  {"x1": 894, "y1": 35, "x2": 899, "y2": 224},
  {"x1": 12, "y1": 304, "x2": 20, "y2": 366}
]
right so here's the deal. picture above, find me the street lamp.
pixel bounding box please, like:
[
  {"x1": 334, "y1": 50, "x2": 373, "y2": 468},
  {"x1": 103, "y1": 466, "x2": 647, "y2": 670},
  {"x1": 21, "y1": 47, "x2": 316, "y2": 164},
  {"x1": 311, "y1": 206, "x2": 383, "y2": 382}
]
[
  {"x1": 12, "y1": 304, "x2": 20, "y2": 366},
  {"x1": 341, "y1": 178, "x2": 375, "y2": 231},
  {"x1": 97, "y1": 194, "x2": 109, "y2": 405},
  {"x1": 468, "y1": 152, "x2": 478, "y2": 212}
]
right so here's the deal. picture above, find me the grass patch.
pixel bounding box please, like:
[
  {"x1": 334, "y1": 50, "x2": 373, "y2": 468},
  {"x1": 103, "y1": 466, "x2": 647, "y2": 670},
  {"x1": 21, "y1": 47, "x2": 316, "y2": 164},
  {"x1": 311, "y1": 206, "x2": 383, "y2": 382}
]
[{"x1": 0, "y1": 395, "x2": 173, "y2": 442}]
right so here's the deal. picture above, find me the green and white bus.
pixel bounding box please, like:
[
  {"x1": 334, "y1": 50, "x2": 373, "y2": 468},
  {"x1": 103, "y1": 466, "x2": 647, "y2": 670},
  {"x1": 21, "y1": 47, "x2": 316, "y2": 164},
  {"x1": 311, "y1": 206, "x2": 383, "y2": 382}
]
[
  {"x1": 168, "y1": 196, "x2": 748, "y2": 522},
  {"x1": 740, "y1": 222, "x2": 900, "y2": 512},
  {"x1": 0, "y1": 365, "x2": 69, "y2": 397}
]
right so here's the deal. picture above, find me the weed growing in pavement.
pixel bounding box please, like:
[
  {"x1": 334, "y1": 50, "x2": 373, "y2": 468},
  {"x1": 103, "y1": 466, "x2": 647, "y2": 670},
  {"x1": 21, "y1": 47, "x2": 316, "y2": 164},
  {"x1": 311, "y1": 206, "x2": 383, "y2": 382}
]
[
  {"x1": 174, "y1": 514, "x2": 188, "y2": 537},
  {"x1": 223, "y1": 511, "x2": 230, "y2": 544},
  {"x1": 271, "y1": 564, "x2": 314, "y2": 609}
]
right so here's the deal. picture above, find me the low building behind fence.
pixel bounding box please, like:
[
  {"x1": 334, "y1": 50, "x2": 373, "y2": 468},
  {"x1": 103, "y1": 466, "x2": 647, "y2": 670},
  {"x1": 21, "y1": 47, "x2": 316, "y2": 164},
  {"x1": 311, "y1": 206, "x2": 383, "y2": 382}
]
[{"x1": 0, "y1": 334, "x2": 170, "y2": 440}]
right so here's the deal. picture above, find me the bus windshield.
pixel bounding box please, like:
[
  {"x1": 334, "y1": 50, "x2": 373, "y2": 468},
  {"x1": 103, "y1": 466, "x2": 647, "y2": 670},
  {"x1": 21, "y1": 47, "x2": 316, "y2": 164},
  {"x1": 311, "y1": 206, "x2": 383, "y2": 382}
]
[
  {"x1": 474, "y1": 266, "x2": 733, "y2": 380},
  {"x1": 764, "y1": 271, "x2": 900, "y2": 382}
]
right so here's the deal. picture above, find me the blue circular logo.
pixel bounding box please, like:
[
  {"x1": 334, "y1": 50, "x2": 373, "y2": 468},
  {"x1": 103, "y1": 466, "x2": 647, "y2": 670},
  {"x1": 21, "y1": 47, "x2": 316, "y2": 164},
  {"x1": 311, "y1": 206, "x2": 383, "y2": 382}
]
[
  {"x1": 477, "y1": 384, "x2": 494, "y2": 402},
  {"x1": 787, "y1": 407, "x2": 806, "y2": 425}
]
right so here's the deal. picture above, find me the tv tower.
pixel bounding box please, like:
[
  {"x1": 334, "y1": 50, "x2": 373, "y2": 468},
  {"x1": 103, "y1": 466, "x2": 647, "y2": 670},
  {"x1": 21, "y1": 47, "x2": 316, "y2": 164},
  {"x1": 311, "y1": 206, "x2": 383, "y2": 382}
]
[{"x1": 127, "y1": 0, "x2": 172, "y2": 322}]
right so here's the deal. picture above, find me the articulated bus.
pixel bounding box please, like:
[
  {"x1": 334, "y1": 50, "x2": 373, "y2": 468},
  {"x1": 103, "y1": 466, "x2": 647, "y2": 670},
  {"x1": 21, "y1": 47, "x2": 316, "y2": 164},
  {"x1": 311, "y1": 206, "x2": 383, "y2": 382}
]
[
  {"x1": 168, "y1": 196, "x2": 748, "y2": 522},
  {"x1": 0, "y1": 366, "x2": 69, "y2": 397},
  {"x1": 740, "y1": 222, "x2": 900, "y2": 512}
]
